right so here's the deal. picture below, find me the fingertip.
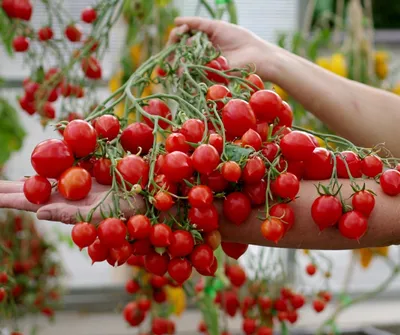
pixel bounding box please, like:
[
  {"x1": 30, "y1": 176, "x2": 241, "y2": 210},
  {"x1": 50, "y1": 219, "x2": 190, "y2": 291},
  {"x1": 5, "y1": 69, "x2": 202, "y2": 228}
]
[{"x1": 36, "y1": 209, "x2": 51, "y2": 221}]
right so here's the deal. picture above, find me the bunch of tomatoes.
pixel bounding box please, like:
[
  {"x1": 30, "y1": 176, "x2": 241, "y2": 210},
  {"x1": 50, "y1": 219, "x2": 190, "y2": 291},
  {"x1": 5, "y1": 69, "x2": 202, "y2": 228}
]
[{"x1": 0, "y1": 210, "x2": 62, "y2": 333}]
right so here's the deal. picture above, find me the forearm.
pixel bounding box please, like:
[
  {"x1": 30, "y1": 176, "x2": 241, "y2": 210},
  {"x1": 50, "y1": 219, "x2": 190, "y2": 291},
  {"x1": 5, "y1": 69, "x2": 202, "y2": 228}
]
[
  {"x1": 219, "y1": 179, "x2": 400, "y2": 250},
  {"x1": 261, "y1": 44, "x2": 400, "y2": 157}
]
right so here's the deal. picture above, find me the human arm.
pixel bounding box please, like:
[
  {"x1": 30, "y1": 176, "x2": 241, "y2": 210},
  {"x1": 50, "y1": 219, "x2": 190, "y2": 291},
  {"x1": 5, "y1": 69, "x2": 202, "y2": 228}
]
[{"x1": 172, "y1": 17, "x2": 400, "y2": 157}]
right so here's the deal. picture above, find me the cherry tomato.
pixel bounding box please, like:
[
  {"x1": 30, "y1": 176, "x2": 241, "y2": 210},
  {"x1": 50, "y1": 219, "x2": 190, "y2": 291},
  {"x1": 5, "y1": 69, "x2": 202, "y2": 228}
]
[
  {"x1": 242, "y1": 156, "x2": 266, "y2": 184},
  {"x1": 63, "y1": 120, "x2": 97, "y2": 157},
  {"x1": 81, "y1": 7, "x2": 97, "y2": 23},
  {"x1": 208, "y1": 133, "x2": 223, "y2": 154},
  {"x1": 221, "y1": 161, "x2": 242, "y2": 182},
  {"x1": 269, "y1": 203, "x2": 295, "y2": 232},
  {"x1": 206, "y1": 85, "x2": 232, "y2": 110},
  {"x1": 339, "y1": 211, "x2": 368, "y2": 240},
  {"x1": 205, "y1": 59, "x2": 228, "y2": 84},
  {"x1": 249, "y1": 90, "x2": 282, "y2": 123},
  {"x1": 180, "y1": 119, "x2": 205, "y2": 143},
  {"x1": 58, "y1": 167, "x2": 92, "y2": 201},
  {"x1": 94, "y1": 115, "x2": 120, "y2": 141},
  {"x1": 188, "y1": 204, "x2": 219, "y2": 232},
  {"x1": 144, "y1": 251, "x2": 170, "y2": 276},
  {"x1": 243, "y1": 179, "x2": 266, "y2": 206},
  {"x1": 271, "y1": 172, "x2": 299, "y2": 200},
  {"x1": 256, "y1": 122, "x2": 268, "y2": 140},
  {"x1": 97, "y1": 218, "x2": 127, "y2": 248},
  {"x1": 108, "y1": 240, "x2": 132, "y2": 266},
  {"x1": 168, "y1": 230, "x2": 194, "y2": 257},
  {"x1": 216, "y1": 56, "x2": 229, "y2": 70},
  {"x1": 188, "y1": 185, "x2": 213, "y2": 208},
  {"x1": 311, "y1": 195, "x2": 343, "y2": 230},
  {"x1": 132, "y1": 239, "x2": 152, "y2": 255},
  {"x1": 150, "y1": 223, "x2": 172, "y2": 247},
  {"x1": 242, "y1": 129, "x2": 262, "y2": 151},
  {"x1": 127, "y1": 215, "x2": 151, "y2": 240},
  {"x1": 260, "y1": 218, "x2": 285, "y2": 243},
  {"x1": 352, "y1": 190, "x2": 375, "y2": 217},
  {"x1": 19, "y1": 94, "x2": 35, "y2": 114},
  {"x1": 245, "y1": 74, "x2": 265, "y2": 92},
  {"x1": 81, "y1": 56, "x2": 102, "y2": 79},
  {"x1": 361, "y1": 155, "x2": 383, "y2": 178},
  {"x1": 243, "y1": 318, "x2": 257, "y2": 335},
  {"x1": 31, "y1": 139, "x2": 74, "y2": 178},
  {"x1": 306, "y1": 263, "x2": 317, "y2": 275},
  {"x1": 126, "y1": 255, "x2": 144, "y2": 268},
  {"x1": 190, "y1": 244, "x2": 214, "y2": 271},
  {"x1": 149, "y1": 275, "x2": 168, "y2": 288},
  {"x1": 123, "y1": 302, "x2": 145, "y2": 326},
  {"x1": 143, "y1": 99, "x2": 172, "y2": 129},
  {"x1": 204, "y1": 230, "x2": 221, "y2": 251},
  {"x1": 0, "y1": 288, "x2": 7, "y2": 302},
  {"x1": 287, "y1": 160, "x2": 305, "y2": 180},
  {"x1": 277, "y1": 101, "x2": 294, "y2": 127},
  {"x1": 65, "y1": 24, "x2": 82, "y2": 42},
  {"x1": 38, "y1": 26, "x2": 53, "y2": 41},
  {"x1": 221, "y1": 242, "x2": 248, "y2": 260},
  {"x1": 71, "y1": 222, "x2": 97, "y2": 249},
  {"x1": 0, "y1": 272, "x2": 8, "y2": 284},
  {"x1": 280, "y1": 131, "x2": 316, "y2": 161},
  {"x1": 137, "y1": 298, "x2": 151, "y2": 312},
  {"x1": 13, "y1": 36, "x2": 29, "y2": 52},
  {"x1": 303, "y1": 148, "x2": 333, "y2": 180},
  {"x1": 261, "y1": 142, "x2": 279, "y2": 162},
  {"x1": 192, "y1": 144, "x2": 220, "y2": 175},
  {"x1": 121, "y1": 122, "x2": 154, "y2": 154},
  {"x1": 152, "y1": 174, "x2": 178, "y2": 195},
  {"x1": 168, "y1": 258, "x2": 192, "y2": 284},
  {"x1": 93, "y1": 158, "x2": 112, "y2": 185},
  {"x1": 117, "y1": 155, "x2": 149, "y2": 187},
  {"x1": 153, "y1": 192, "x2": 174, "y2": 211},
  {"x1": 380, "y1": 169, "x2": 400, "y2": 196},
  {"x1": 42, "y1": 102, "x2": 55, "y2": 119},
  {"x1": 222, "y1": 99, "x2": 257, "y2": 138},
  {"x1": 88, "y1": 238, "x2": 109, "y2": 263},
  {"x1": 162, "y1": 151, "x2": 193, "y2": 183},
  {"x1": 23, "y1": 175, "x2": 51, "y2": 204},
  {"x1": 223, "y1": 192, "x2": 252, "y2": 225},
  {"x1": 227, "y1": 264, "x2": 246, "y2": 287},
  {"x1": 125, "y1": 279, "x2": 140, "y2": 294},
  {"x1": 336, "y1": 151, "x2": 362, "y2": 178},
  {"x1": 313, "y1": 299, "x2": 326, "y2": 313},
  {"x1": 290, "y1": 294, "x2": 305, "y2": 309},
  {"x1": 165, "y1": 133, "x2": 190, "y2": 153},
  {"x1": 200, "y1": 170, "x2": 228, "y2": 192}
]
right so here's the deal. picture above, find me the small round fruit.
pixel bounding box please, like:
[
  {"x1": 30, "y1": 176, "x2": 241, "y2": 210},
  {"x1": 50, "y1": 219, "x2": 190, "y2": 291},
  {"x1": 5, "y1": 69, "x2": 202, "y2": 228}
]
[
  {"x1": 260, "y1": 218, "x2": 285, "y2": 243},
  {"x1": 71, "y1": 222, "x2": 97, "y2": 249},
  {"x1": 97, "y1": 218, "x2": 127, "y2": 248},
  {"x1": 63, "y1": 120, "x2": 97, "y2": 157},
  {"x1": 380, "y1": 169, "x2": 400, "y2": 196},
  {"x1": 338, "y1": 211, "x2": 368, "y2": 240},
  {"x1": 58, "y1": 167, "x2": 92, "y2": 201},
  {"x1": 361, "y1": 155, "x2": 383, "y2": 177},
  {"x1": 222, "y1": 99, "x2": 257, "y2": 137},
  {"x1": 311, "y1": 195, "x2": 343, "y2": 230},
  {"x1": 94, "y1": 115, "x2": 120, "y2": 140},
  {"x1": 352, "y1": 191, "x2": 375, "y2": 217},
  {"x1": 223, "y1": 192, "x2": 252, "y2": 225},
  {"x1": 81, "y1": 7, "x2": 97, "y2": 23},
  {"x1": 13, "y1": 36, "x2": 29, "y2": 52},
  {"x1": 23, "y1": 175, "x2": 52, "y2": 204}
]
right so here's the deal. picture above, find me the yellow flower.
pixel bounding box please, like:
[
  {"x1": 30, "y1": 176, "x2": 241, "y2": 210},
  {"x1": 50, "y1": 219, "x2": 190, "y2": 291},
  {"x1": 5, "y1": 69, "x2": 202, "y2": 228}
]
[
  {"x1": 130, "y1": 44, "x2": 143, "y2": 66},
  {"x1": 273, "y1": 85, "x2": 288, "y2": 101},
  {"x1": 330, "y1": 53, "x2": 348, "y2": 77},
  {"x1": 392, "y1": 83, "x2": 400, "y2": 95},
  {"x1": 374, "y1": 246, "x2": 389, "y2": 257},
  {"x1": 375, "y1": 51, "x2": 389, "y2": 64},
  {"x1": 316, "y1": 57, "x2": 332, "y2": 71},
  {"x1": 109, "y1": 71, "x2": 122, "y2": 93},
  {"x1": 375, "y1": 62, "x2": 388, "y2": 80},
  {"x1": 165, "y1": 286, "x2": 186, "y2": 316},
  {"x1": 355, "y1": 246, "x2": 389, "y2": 269}
]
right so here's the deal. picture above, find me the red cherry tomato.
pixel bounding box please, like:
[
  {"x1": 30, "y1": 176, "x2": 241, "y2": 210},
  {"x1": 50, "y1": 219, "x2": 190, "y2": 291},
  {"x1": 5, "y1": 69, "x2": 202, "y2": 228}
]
[
  {"x1": 94, "y1": 115, "x2": 120, "y2": 141},
  {"x1": 221, "y1": 241, "x2": 248, "y2": 260},
  {"x1": 277, "y1": 101, "x2": 294, "y2": 127},
  {"x1": 97, "y1": 218, "x2": 127, "y2": 248},
  {"x1": 221, "y1": 161, "x2": 242, "y2": 182},
  {"x1": 190, "y1": 244, "x2": 214, "y2": 272},
  {"x1": 188, "y1": 204, "x2": 219, "y2": 232},
  {"x1": 63, "y1": 120, "x2": 97, "y2": 158},
  {"x1": 23, "y1": 175, "x2": 51, "y2": 204},
  {"x1": 260, "y1": 218, "x2": 285, "y2": 243},
  {"x1": 165, "y1": 133, "x2": 190, "y2": 153},
  {"x1": 361, "y1": 155, "x2": 383, "y2": 178},
  {"x1": 188, "y1": 185, "x2": 213, "y2": 208},
  {"x1": 125, "y1": 279, "x2": 140, "y2": 294},
  {"x1": 168, "y1": 230, "x2": 194, "y2": 257},
  {"x1": 153, "y1": 192, "x2": 174, "y2": 211},
  {"x1": 143, "y1": 99, "x2": 172, "y2": 129},
  {"x1": 93, "y1": 158, "x2": 112, "y2": 185},
  {"x1": 88, "y1": 238, "x2": 109, "y2": 263},
  {"x1": 311, "y1": 195, "x2": 343, "y2": 230},
  {"x1": 223, "y1": 192, "x2": 252, "y2": 225},
  {"x1": 205, "y1": 59, "x2": 228, "y2": 84},
  {"x1": 162, "y1": 151, "x2": 193, "y2": 183},
  {"x1": 242, "y1": 129, "x2": 262, "y2": 151},
  {"x1": 200, "y1": 170, "x2": 228, "y2": 192},
  {"x1": 222, "y1": 99, "x2": 257, "y2": 138},
  {"x1": 168, "y1": 258, "x2": 192, "y2": 284},
  {"x1": 13, "y1": 36, "x2": 29, "y2": 52},
  {"x1": 81, "y1": 7, "x2": 97, "y2": 23},
  {"x1": 242, "y1": 156, "x2": 266, "y2": 184},
  {"x1": 123, "y1": 302, "x2": 145, "y2": 326},
  {"x1": 208, "y1": 133, "x2": 223, "y2": 154},
  {"x1": 313, "y1": 299, "x2": 326, "y2": 313},
  {"x1": 192, "y1": 144, "x2": 220, "y2": 175},
  {"x1": 352, "y1": 190, "x2": 375, "y2": 217},
  {"x1": 303, "y1": 148, "x2": 333, "y2": 180},
  {"x1": 127, "y1": 215, "x2": 151, "y2": 240},
  {"x1": 338, "y1": 211, "x2": 368, "y2": 240},
  {"x1": 287, "y1": 160, "x2": 305, "y2": 180},
  {"x1": 336, "y1": 151, "x2": 362, "y2": 178},
  {"x1": 271, "y1": 172, "x2": 299, "y2": 200},
  {"x1": 261, "y1": 142, "x2": 279, "y2": 162},
  {"x1": 380, "y1": 169, "x2": 400, "y2": 196},
  {"x1": 243, "y1": 179, "x2": 266, "y2": 206},
  {"x1": 269, "y1": 203, "x2": 295, "y2": 232},
  {"x1": 120, "y1": 122, "x2": 153, "y2": 155},
  {"x1": 116, "y1": 155, "x2": 149, "y2": 187},
  {"x1": 249, "y1": 90, "x2": 282, "y2": 123},
  {"x1": 180, "y1": 119, "x2": 205, "y2": 143},
  {"x1": 144, "y1": 251, "x2": 170, "y2": 276},
  {"x1": 206, "y1": 85, "x2": 232, "y2": 110},
  {"x1": 71, "y1": 222, "x2": 97, "y2": 249},
  {"x1": 58, "y1": 167, "x2": 92, "y2": 201},
  {"x1": 38, "y1": 26, "x2": 54, "y2": 41},
  {"x1": 150, "y1": 223, "x2": 172, "y2": 247},
  {"x1": 65, "y1": 24, "x2": 82, "y2": 42},
  {"x1": 280, "y1": 131, "x2": 316, "y2": 161},
  {"x1": 245, "y1": 73, "x2": 265, "y2": 92},
  {"x1": 81, "y1": 56, "x2": 102, "y2": 79},
  {"x1": 108, "y1": 241, "x2": 133, "y2": 266}
]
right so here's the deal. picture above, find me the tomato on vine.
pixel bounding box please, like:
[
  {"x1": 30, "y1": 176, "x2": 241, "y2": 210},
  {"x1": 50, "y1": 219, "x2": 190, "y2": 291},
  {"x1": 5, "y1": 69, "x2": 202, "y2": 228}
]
[
  {"x1": 338, "y1": 211, "x2": 368, "y2": 240},
  {"x1": 71, "y1": 222, "x2": 97, "y2": 249},
  {"x1": 58, "y1": 167, "x2": 92, "y2": 201},
  {"x1": 23, "y1": 175, "x2": 52, "y2": 204},
  {"x1": 223, "y1": 192, "x2": 252, "y2": 225},
  {"x1": 143, "y1": 99, "x2": 172, "y2": 129},
  {"x1": 352, "y1": 190, "x2": 375, "y2": 217}
]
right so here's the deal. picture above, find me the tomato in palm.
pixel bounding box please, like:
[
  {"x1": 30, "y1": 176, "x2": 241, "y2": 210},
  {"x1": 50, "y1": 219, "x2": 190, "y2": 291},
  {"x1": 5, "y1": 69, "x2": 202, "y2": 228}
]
[
  {"x1": 361, "y1": 155, "x2": 383, "y2": 177},
  {"x1": 63, "y1": 120, "x2": 97, "y2": 157},
  {"x1": 192, "y1": 144, "x2": 220, "y2": 175},
  {"x1": 97, "y1": 218, "x2": 127, "y2": 248},
  {"x1": 287, "y1": 160, "x2": 305, "y2": 180},
  {"x1": 188, "y1": 204, "x2": 219, "y2": 232},
  {"x1": 243, "y1": 179, "x2": 266, "y2": 206},
  {"x1": 108, "y1": 240, "x2": 132, "y2": 266},
  {"x1": 221, "y1": 242, "x2": 248, "y2": 260},
  {"x1": 205, "y1": 59, "x2": 228, "y2": 84},
  {"x1": 168, "y1": 258, "x2": 192, "y2": 284},
  {"x1": 88, "y1": 238, "x2": 109, "y2": 263},
  {"x1": 65, "y1": 24, "x2": 82, "y2": 42},
  {"x1": 168, "y1": 230, "x2": 194, "y2": 257},
  {"x1": 260, "y1": 218, "x2": 285, "y2": 243},
  {"x1": 58, "y1": 167, "x2": 92, "y2": 201},
  {"x1": 153, "y1": 192, "x2": 174, "y2": 211},
  {"x1": 116, "y1": 155, "x2": 149, "y2": 187},
  {"x1": 336, "y1": 151, "x2": 362, "y2": 178},
  {"x1": 311, "y1": 195, "x2": 343, "y2": 230},
  {"x1": 271, "y1": 172, "x2": 299, "y2": 200},
  {"x1": 303, "y1": 148, "x2": 333, "y2": 180},
  {"x1": 249, "y1": 90, "x2": 282, "y2": 123},
  {"x1": 380, "y1": 169, "x2": 400, "y2": 196},
  {"x1": 277, "y1": 101, "x2": 293, "y2": 127},
  {"x1": 143, "y1": 99, "x2": 172, "y2": 129},
  {"x1": 180, "y1": 119, "x2": 205, "y2": 143},
  {"x1": 352, "y1": 190, "x2": 375, "y2": 217},
  {"x1": 23, "y1": 175, "x2": 51, "y2": 204},
  {"x1": 269, "y1": 203, "x2": 295, "y2": 232},
  {"x1": 190, "y1": 244, "x2": 214, "y2": 271},
  {"x1": 127, "y1": 215, "x2": 151, "y2": 240},
  {"x1": 201, "y1": 170, "x2": 228, "y2": 192},
  {"x1": 120, "y1": 122, "x2": 153, "y2": 155},
  {"x1": 144, "y1": 251, "x2": 170, "y2": 276},
  {"x1": 81, "y1": 7, "x2": 97, "y2": 23},
  {"x1": 93, "y1": 158, "x2": 112, "y2": 185},
  {"x1": 123, "y1": 302, "x2": 145, "y2": 326},
  {"x1": 223, "y1": 192, "x2": 252, "y2": 225},
  {"x1": 153, "y1": 174, "x2": 178, "y2": 195},
  {"x1": 208, "y1": 133, "x2": 223, "y2": 154},
  {"x1": 206, "y1": 85, "x2": 232, "y2": 110},
  {"x1": 71, "y1": 222, "x2": 97, "y2": 249},
  {"x1": 150, "y1": 223, "x2": 172, "y2": 247},
  {"x1": 280, "y1": 131, "x2": 316, "y2": 161},
  {"x1": 242, "y1": 129, "x2": 262, "y2": 151},
  {"x1": 94, "y1": 115, "x2": 120, "y2": 140},
  {"x1": 31, "y1": 139, "x2": 74, "y2": 178},
  {"x1": 38, "y1": 26, "x2": 54, "y2": 41},
  {"x1": 162, "y1": 151, "x2": 193, "y2": 183},
  {"x1": 222, "y1": 99, "x2": 257, "y2": 137},
  {"x1": 188, "y1": 185, "x2": 213, "y2": 208},
  {"x1": 245, "y1": 74, "x2": 264, "y2": 92},
  {"x1": 261, "y1": 142, "x2": 279, "y2": 162},
  {"x1": 204, "y1": 230, "x2": 221, "y2": 250},
  {"x1": 256, "y1": 122, "x2": 268, "y2": 140},
  {"x1": 221, "y1": 161, "x2": 241, "y2": 182},
  {"x1": 165, "y1": 133, "x2": 190, "y2": 153},
  {"x1": 242, "y1": 156, "x2": 266, "y2": 183}
]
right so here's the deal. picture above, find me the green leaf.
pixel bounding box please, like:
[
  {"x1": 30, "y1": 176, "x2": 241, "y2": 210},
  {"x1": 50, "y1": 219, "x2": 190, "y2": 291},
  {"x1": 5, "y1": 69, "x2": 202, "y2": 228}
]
[{"x1": 224, "y1": 143, "x2": 254, "y2": 164}]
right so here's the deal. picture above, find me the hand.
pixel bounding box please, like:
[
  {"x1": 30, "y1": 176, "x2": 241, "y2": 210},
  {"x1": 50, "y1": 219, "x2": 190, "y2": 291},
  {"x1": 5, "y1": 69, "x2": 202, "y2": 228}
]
[
  {"x1": 169, "y1": 17, "x2": 281, "y2": 80},
  {"x1": 0, "y1": 180, "x2": 144, "y2": 224}
]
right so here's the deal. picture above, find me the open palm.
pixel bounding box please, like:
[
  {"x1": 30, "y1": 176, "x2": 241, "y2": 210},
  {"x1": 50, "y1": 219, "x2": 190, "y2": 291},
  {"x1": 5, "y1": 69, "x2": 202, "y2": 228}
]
[{"x1": 0, "y1": 180, "x2": 143, "y2": 224}]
